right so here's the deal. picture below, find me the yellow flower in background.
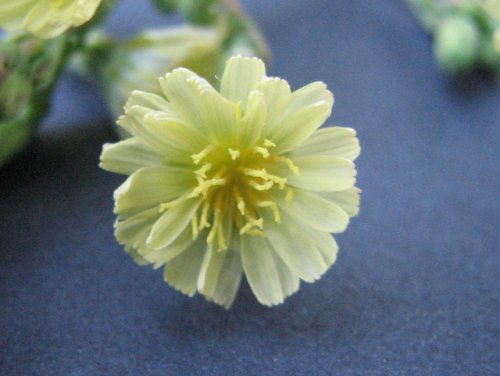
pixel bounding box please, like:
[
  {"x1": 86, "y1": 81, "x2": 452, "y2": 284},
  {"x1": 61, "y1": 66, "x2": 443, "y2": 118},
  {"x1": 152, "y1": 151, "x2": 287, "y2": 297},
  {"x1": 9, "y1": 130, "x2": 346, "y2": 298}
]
[
  {"x1": 0, "y1": 0, "x2": 103, "y2": 39},
  {"x1": 100, "y1": 56, "x2": 360, "y2": 308}
]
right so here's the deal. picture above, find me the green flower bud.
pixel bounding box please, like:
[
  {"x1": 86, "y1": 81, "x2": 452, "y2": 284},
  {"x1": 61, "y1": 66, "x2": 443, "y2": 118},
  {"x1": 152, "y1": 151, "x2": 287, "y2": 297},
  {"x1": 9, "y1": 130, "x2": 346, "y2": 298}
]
[
  {"x1": 434, "y1": 15, "x2": 481, "y2": 75},
  {"x1": 92, "y1": 26, "x2": 223, "y2": 137},
  {"x1": 0, "y1": 33, "x2": 71, "y2": 167}
]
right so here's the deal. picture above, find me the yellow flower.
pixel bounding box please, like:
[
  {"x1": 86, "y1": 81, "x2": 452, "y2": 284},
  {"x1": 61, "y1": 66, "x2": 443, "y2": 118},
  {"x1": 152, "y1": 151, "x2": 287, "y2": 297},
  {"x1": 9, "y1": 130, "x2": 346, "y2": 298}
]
[
  {"x1": 0, "y1": 0, "x2": 103, "y2": 39},
  {"x1": 100, "y1": 56, "x2": 360, "y2": 308}
]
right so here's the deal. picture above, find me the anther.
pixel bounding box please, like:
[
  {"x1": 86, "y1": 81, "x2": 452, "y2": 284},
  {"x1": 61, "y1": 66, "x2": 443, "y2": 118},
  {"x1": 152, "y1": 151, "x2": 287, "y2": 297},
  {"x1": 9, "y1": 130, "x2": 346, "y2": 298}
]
[
  {"x1": 258, "y1": 201, "x2": 281, "y2": 223},
  {"x1": 195, "y1": 163, "x2": 212, "y2": 178},
  {"x1": 191, "y1": 144, "x2": 215, "y2": 165},
  {"x1": 279, "y1": 156, "x2": 300, "y2": 176},
  {"x1": 228, "y1": 149, "x2": 240, "y2": 160},
  {"x1": 248, "y1": 180, "x2": 274, "y2": 191},
  {"x1": 253, "y1": 146, "x2": 270, "y2": 158},
  {"x1": 263, "y1": 139, "x2": 276, "y2": 148}
]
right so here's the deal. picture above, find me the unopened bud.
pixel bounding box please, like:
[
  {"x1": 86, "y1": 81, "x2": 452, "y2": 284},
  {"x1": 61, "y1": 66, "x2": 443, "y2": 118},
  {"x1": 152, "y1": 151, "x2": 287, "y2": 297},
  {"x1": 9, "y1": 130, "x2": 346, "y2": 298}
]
[{"x1": 434, "y1": 15, "x2": 480, "y2": 75}]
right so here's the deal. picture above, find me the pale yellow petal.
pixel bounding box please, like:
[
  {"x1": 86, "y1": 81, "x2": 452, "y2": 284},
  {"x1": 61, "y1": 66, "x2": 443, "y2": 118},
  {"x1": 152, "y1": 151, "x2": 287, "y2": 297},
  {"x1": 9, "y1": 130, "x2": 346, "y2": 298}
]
[
  {"x1": 278, "y1": 156, "x2": 356, "y2": 192},
  {"x1": 241, "y1": 235, "x2": 299, "y2": 306},
  {"x1": 197, "y1": 247, "x2": 227, "y2": 298},
  {"x1": 113, "y1": 166, "x2": 194, "y2": 217},
  {"x1": 163, "y1": 236, "x2": 207, "y2": 297},
  {"x1": 220, "y1": 56, "x2": 266, "y2": 107},
  {"x1": 117, "y1": 110, "x2": 191, "y2": 165},
  {"x1": 263, "y1": 212, "x2": 328, "y2": 283},
  {"x1": 99, "y1": 138, "x2": 165, "y2": 175},
  {"x1": 147, "y1": 197, "x2": 202, "y2": 249},
  {"x1": 0, "y1": 0, "x2": 33, "y2": 30},
  {"x1": 158, "y1": 68, "x2": 212, "y2": 135},
  {"x1": 237, "y1": 90, "x2": 267, "y2": 149},
  {"x1": 291, "y1": 127, "x2": 360, "y2": 161},
  {"x1": 124, "y1": 91, "x2": 172, "y2": 113},
  {"x1": 256, "y1": 78, "x2": 291, "y2": 137},
  {"x1": 114, "y1": 207, "x2": 162, "y2": 249},
  {"x1": 208, "y1": 245, "x2": 242, "y2": 309},
  {"x1": 317, "y1": 187, "x2": 361, "y2": 218},
  {"x1": 143, "y1": 227, "x2": 195, "y2": 268},
  {"x1": 305, "y1": 229, "x2": 339, "y2": 266},
  {"x1": 197, "y1": 87, "x2": 239, "y2": 145},
  {"x1": 273, "y1": 189, "x2": 349, "y2": 233},
  {"x1": 124, "y1": 245, "x2": 150, "y2": 266},
  {"x1": 271, "y1": 88, "x2": 333, "y2": 153}
]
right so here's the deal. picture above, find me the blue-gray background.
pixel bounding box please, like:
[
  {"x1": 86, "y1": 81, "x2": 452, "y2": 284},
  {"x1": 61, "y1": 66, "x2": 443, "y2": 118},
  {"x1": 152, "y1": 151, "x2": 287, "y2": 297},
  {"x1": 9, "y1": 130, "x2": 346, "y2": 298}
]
[{"x1": 1, "y1": 0, "x2": 499, "y2": 375}]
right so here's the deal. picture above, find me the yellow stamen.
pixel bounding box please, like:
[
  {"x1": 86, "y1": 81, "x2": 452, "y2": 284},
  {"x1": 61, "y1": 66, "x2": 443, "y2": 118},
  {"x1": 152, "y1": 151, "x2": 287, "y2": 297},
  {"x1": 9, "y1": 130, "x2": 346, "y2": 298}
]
[
  {"x1": 253, "y1": 146, "x2": 270, "y2": 158},
  {"x1": 263, "y1": 139, "x2": 276, "y2": 148},
  {"x1": 279, "y1": 156, "x2": 301, "y2": 176},
  {"x1": 191, "y1": 144, "x2": 215, "y2": 165},
  {"x1": 217, "y1": 222, "x2": 227, "y2": 252},
  {"x1": 265, "y1": 174, "x2": 287, "y2": 189},
  {"x1": 232, "y1": 186, "x2": 246, "y2": 215},
  {"x1": 248, "y1": 180, "x2": 274, "y2": 191},
  {"x1": 258, "y1": 201, "x2": 281, "y2": 223},
  {"x1": 242, "y1": 167, "x2": 267, "y2": 178},
  {"x1": 228, "y1": 149, "x2": 240, "y2": 160},
  {"x1": 188, "y1": 177, "x2": 226, "y2": 198},
  {"x1": 195, "y1": 163, "x2": 212, "y2": 178},
  {"x1": 240, "y1": 217, "x2": 263, "y2": 234},
  {"x1": 199, "y1": 200, "x2": 211, "y2": 230}
]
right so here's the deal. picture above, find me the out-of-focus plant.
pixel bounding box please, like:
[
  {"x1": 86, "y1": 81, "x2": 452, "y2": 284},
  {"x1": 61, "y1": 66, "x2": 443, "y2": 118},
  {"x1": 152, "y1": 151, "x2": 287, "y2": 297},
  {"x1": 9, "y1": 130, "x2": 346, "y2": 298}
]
[
  {"x1": 0, "y1": 0, "x2": 115, "y2": 167},
  {"x1": 0, "y1": 32, "x2": 80, "y2": 166},
  {"x1": 409, "y1": 0, "x2": 500, "y2": 76}
]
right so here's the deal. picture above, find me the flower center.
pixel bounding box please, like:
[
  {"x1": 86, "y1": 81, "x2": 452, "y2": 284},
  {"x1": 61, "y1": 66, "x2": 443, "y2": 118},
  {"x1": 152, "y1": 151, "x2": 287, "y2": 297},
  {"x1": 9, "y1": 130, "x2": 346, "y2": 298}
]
[{"x1": 161, "y1": 139, "x2": 299, "y2": 251}]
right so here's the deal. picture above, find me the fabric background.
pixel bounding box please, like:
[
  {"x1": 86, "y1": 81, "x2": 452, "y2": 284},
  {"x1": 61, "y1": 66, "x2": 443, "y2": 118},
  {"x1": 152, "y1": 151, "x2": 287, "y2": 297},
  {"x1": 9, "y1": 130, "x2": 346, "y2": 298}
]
[{"x1": 1, "y1": 0, "x2": 499, "y2": 374}]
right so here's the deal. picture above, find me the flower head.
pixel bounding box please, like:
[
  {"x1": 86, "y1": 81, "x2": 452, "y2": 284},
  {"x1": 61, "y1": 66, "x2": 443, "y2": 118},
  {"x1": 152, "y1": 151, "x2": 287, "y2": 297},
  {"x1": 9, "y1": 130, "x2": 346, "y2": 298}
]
[
  {"x1": 0, "y1": 0, "x2": 103, "y2": 39},
  {"x1": 100, "y1": 56, "x2": 360, "y2": 308}
]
